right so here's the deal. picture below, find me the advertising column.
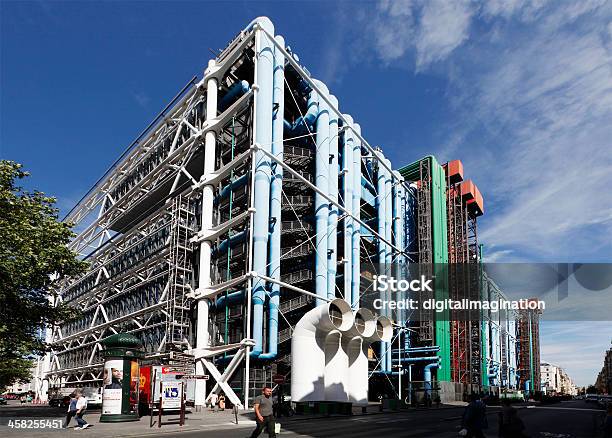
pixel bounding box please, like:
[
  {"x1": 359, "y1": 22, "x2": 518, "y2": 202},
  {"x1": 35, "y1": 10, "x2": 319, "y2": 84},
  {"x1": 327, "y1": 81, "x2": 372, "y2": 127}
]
[{"x1": 99, "y1": 333, "x2": 145, "y2": 422}]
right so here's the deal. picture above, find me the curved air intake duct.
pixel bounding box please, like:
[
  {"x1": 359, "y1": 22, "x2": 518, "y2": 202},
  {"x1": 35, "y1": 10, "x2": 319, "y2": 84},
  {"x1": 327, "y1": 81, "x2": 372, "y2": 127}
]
[
  {"x1": 291, "y1": 300, "x2": 392, "y2": 404},
  {"x1": 345, "y1": 310, "x2": 392, "y2": 405}
]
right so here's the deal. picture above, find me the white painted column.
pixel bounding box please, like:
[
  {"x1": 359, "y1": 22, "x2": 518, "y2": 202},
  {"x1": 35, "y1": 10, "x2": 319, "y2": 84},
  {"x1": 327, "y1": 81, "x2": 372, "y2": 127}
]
[{"x1": 195, "y1": 61, "x2": 218, "y2": 407}]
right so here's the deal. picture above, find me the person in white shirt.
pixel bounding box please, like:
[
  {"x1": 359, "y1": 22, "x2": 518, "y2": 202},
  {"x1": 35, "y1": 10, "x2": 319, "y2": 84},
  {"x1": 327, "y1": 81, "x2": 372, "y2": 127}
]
[
  {"x1": 74, "y1": 389, "x2": 90, "y2": 430},
  {"x1": 209, "y1": 392, "x2": 218, "y2": 412}
]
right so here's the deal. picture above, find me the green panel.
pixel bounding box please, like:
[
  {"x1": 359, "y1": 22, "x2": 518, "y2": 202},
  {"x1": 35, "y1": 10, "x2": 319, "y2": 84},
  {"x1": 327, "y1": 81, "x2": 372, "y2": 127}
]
[
  {"x1": 431, "y1": 159, "x2": 450, "y2": 382},
  {"x1": 399, "y1": 156, "x2": 451, "y2": 381}
]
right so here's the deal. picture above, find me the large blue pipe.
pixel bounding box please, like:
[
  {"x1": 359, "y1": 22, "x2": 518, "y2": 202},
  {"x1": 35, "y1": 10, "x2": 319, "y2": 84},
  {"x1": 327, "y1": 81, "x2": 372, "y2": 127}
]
[
  {"x1": 424, "y1": 362, "x2": 440, "y2": 397},
  {"x1": 313, "y1": 80, "x2": 329, "y2": 307},
  {"x1": 218, "y1": 80, "x2": 250, "y2": 113},
  {"x1": 392, "y1": 171, "x2": 404, "y2": 326},
  {"x1": 342, "y1": 115, "x2": 354, "y2": 307},
  {"x1": 376, "y1": 151, "x2": 388, "y2": 372},
  {"x1": 285, "y1": 100, "x2": 318, "y2": 135},
  {"x1": 259, "y1": 35, "x2": 285, "y2": 361},
  {"x1": 215, "y1": 290, "x2": 245, "y2": 308},
  {"x1": 327, "y1": 95, "x2": 339, "y2": 301},
  {"x1": 361, "y1": 175, "x2": 376, "y2": 194},
  {"x1": 217, "y1": 174, "x2": 248, "y2": 200},
  {"x1": 250, "y1": 17, "x2": 275, "y2": 357},
  {"x1": 213, "y1": 230, "x2": 247, "y2": 256},
  {"x1": 351, "y1": 123, "x2": 362, "y2": 309},
  {"x1": 406, "y1": 347, "x2": 440, "y2": 354},
  {"x1": 384, "y1": 158, "x2": 393, "y2": 372}
]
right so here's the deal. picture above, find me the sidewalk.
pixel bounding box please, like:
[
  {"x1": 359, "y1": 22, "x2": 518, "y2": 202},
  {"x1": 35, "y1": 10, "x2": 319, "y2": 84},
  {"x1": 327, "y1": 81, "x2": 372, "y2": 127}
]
[{"x1": 0, "y1": 407, "x2": 254, "y2": 437}]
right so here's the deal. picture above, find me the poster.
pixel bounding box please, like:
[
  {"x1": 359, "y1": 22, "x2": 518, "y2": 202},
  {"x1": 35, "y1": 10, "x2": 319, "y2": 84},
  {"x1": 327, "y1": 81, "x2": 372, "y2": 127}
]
[
  {"x1": 102, "y1": 359, "x2": 123, "y2": 415},
  {"x1": 129, "y1": 360, "x2": 139, "y2": 414},
  {"x1": 161, "y1": 381, "x2": 182, "y2": 409}
]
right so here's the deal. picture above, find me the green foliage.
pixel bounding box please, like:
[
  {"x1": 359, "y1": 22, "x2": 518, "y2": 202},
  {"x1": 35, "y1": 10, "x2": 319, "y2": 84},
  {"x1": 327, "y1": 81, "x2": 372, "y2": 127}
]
[{"x1": 0, "y1": 161, "x2": 88, "y2": 390}]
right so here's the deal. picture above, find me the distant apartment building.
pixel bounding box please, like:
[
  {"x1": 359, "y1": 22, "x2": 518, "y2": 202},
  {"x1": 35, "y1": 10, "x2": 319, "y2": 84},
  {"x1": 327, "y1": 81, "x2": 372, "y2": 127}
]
[
  {"x1": 595, "y1": 344, "x2": 612, "y2": 394},
  {"x1": 541, "y1": 362, "x2": 577, "y2": 395}
]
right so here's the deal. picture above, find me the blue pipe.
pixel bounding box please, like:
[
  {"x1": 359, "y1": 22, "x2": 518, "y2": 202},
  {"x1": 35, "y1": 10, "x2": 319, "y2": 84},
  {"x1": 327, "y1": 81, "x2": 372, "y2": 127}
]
[
  {"x1": 214, "y1": 290, "x2": 245, "y2": 308},
  {"x1": 424, "y1": 362, "x2": 440, "y2": 397},
  {"x1": 218, "y1": 80, "x2": 250, "y2": 113},
  {"x1": 361, "y1": 175, "x2": 376, "y2": 194},
  {"x1": 392, "y1": 171, "x2": 404, "y2": 326},
  {"x1": 351, "y1": 123, "x2": 362, "y2": 309},
  {"x1": 285, "y1": 98, "x2": 318, "y2": 135},
  {"x1": 259, "y1": 35, "x2": 285, "y2": 361},
  {"x1": 217, "y1": 174, "x2": 248, "y2": 200},
  {"x1": 250, "y1": 17, "x2": 275, "y2": 358},
  {"x1": 342, "y1": 115, "x2": 354, "y2": 307},
  {"x1": 402, "y1": 357, "x2": 442, "y2": 362},
  {"x1": 313, "y1": 79, "x2": 329, "y2": 307},
  {"x1": 327, "y1": 95, "x2": 339, "y2": 301},
  {"x1": 384, "y1": 158, "x2": 393, "y2": 372},
  {"x1": 212, "y1": 231, "x2": 247, "y2": 256},
  {"x1": 376, "y1": 152, "x2": 387, "y2": 372},
  {"x1": 406, "y1": 347, "x2": 440, "y2": 354}
]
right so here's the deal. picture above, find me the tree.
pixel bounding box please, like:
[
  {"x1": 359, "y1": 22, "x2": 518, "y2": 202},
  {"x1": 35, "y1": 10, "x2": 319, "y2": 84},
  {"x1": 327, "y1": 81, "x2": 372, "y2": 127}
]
[{"x1": 0, "y1": 161, "x2": 87, "y2": 391}]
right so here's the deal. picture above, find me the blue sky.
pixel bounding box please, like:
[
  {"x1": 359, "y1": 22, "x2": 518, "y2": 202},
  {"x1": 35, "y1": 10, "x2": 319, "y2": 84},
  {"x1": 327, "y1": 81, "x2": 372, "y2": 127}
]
[{"x1": 2, "y1": 0, "x2": 611, "y2": 386}]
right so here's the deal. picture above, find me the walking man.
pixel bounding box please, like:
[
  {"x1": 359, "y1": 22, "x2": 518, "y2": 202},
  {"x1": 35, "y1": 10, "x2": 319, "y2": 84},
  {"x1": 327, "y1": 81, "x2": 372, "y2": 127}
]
[
  {"x1": 249, "y1": 387, "x2": 276, "y2": 438},
  {"x1": 65, "y1": 393, "x2": 78, "y2": 428},
  {"x1": 74, "y1": 389, "x2": 90, "y2": 430}
]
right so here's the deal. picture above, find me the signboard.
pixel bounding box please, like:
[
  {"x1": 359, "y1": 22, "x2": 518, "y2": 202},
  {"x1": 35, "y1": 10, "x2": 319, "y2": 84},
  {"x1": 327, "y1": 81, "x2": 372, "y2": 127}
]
[
  {"x1": 162, "y1": 366, "x2": 182, "y2": 374},
  {"x1": 181, "y1": 375, "x2": 209, "y2": 380},
  {"x1": 102, "y1": 359, "x2": 124, "y2": 415},
  {"x1": 273, "y1": 374, "x2": 285, "y2": 385},
  {"x1": 161, "y1": 381, "x2": 182, "y2": 409},
  {"x1": 129, "y1": 360, "x2": 140, "y2": 414}
]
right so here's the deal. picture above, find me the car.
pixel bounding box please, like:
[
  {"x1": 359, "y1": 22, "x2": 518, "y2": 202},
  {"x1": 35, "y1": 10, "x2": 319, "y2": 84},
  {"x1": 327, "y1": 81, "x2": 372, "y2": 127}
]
[{"x1": 0, "y1": 397, "x2": 8, "y2": 405}]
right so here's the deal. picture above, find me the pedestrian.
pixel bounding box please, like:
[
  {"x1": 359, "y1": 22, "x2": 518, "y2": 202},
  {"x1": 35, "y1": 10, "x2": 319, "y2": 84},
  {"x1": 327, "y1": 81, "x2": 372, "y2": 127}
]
[
  {"x1": 65, "y1": 393, "x2": 78, "y2": 428},
  {"x1": 73, "y1": 389, "x2": 90, "y2": 430},
  {"x1": 459, "y1": 393, "x2": 488, "y2": 438},
  {"x1": 218, "y1": 394, "x2": 226, "y2": 411},
  {"x1": 249, "y1": 387, "x2": 276, "y2": 438},
  {"x1": 498, "y1": 398, "x2": 527, "y2": 437},
  {"x1": 209, "y1": 392, "x2": 218, "y2": 412}
]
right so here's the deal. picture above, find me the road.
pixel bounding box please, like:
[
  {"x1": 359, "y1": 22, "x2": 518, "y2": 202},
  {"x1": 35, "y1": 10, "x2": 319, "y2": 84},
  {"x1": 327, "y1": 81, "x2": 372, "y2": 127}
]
[
  {"x1": 0, "y1": 400, "x2": 607, "y2": 437},
  {"x1": 173, "y1": 401, "x2": 606, "y2": 438}
]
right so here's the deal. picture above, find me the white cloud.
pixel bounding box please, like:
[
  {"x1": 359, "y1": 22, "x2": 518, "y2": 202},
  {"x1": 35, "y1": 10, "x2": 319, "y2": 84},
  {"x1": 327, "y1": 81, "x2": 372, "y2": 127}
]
[
  {"x1": 470, "y1": 23, "x2": 612, "y2": 258},
  {"x1": 363, "y1": 0, "x2": 473, "y2": 69},
  {"x1": 369, "y1": 0, "x2": 415, "y2": 63},
  {"x1": 415, "y1": 0, "x2": 474, "y2": 69}
]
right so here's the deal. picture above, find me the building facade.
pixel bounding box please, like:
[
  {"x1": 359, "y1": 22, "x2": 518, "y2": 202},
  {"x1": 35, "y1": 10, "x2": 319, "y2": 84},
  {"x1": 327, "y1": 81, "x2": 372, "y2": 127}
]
[{"x1": 39, "y1": 17, "x2": 537, "y2": 407}]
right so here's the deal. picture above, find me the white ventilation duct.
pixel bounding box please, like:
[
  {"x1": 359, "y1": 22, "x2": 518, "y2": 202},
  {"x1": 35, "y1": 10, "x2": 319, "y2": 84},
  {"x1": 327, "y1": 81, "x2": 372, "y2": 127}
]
[
  {"x1": 291, "y1": 298, "x2": 354, "y2": 402},
  {"x1": 292, "y1": 302, "x2": 392, "y2": 404},
  {"x1": 345, "y1": 309, "x2": 378, "y2": 404}
]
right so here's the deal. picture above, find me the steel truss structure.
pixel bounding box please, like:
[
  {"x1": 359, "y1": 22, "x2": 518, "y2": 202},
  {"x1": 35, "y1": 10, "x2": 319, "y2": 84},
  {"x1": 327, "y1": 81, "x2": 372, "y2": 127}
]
[{"x1": 46, "y1": 17, "x2": 417, "y2": 409}]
